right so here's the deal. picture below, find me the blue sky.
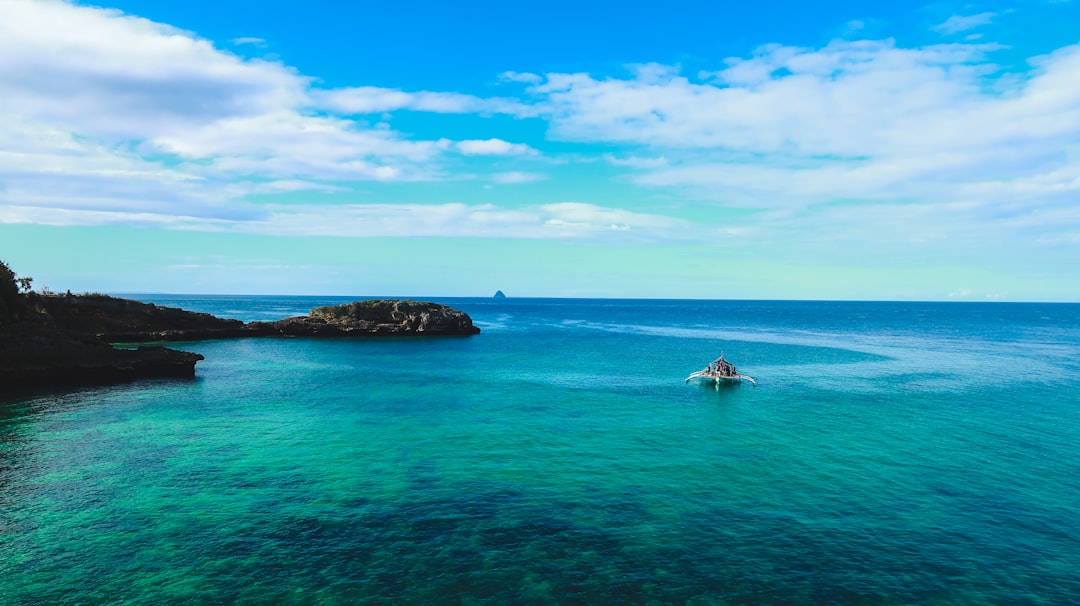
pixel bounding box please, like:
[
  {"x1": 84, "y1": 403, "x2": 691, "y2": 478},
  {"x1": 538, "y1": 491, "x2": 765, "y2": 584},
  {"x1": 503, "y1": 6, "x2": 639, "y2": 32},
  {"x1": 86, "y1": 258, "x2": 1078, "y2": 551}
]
[{"x1": 1, "y1": 0, "x2": 1078, "y2": 300}]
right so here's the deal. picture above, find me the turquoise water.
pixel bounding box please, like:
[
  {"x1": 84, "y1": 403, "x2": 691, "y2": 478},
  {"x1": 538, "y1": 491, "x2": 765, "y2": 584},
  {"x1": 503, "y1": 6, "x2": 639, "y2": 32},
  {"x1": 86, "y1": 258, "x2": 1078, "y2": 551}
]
[{"x1": 2, "y1": 298, "x2": 1079, "y2": 604}]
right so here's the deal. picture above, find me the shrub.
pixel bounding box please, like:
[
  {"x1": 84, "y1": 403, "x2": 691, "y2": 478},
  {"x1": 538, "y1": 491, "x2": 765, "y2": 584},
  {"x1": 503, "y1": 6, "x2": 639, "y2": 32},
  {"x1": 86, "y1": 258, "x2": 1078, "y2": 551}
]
[{"x1": 0, "y1": 260, "x2": 19, "y2": 321}]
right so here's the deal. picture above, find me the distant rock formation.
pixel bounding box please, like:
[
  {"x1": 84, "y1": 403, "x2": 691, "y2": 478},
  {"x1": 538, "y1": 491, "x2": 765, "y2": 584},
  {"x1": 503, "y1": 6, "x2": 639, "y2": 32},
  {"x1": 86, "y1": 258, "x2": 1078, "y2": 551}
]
[{"x1": 493, "y1": 290, "x2": 506, "y2": 299}]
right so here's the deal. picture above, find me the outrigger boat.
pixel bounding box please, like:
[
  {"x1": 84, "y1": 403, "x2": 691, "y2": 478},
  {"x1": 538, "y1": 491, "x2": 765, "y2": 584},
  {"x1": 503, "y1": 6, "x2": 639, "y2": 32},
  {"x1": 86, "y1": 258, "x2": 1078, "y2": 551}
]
[{"x1": 685, "y1": 353, "x2": 756, "y2": 386}]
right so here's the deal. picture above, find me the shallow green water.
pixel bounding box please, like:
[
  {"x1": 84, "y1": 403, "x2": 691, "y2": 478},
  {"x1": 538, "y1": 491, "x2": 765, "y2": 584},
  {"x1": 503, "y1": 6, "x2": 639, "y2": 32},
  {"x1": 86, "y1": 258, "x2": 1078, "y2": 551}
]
[{"x1": 2, "y1": 299, "x2": 1078, "y2": 603}]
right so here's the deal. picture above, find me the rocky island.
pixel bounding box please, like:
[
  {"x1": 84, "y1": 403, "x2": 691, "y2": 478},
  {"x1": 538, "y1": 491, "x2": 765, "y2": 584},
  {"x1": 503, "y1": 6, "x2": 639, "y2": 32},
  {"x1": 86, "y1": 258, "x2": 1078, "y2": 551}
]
[
  {"x1": 1, "y1": 261, "x2": 479, "y2": 391},
  {"x1": 258, "y1": 300, "x2": 480, "y2": 337}
]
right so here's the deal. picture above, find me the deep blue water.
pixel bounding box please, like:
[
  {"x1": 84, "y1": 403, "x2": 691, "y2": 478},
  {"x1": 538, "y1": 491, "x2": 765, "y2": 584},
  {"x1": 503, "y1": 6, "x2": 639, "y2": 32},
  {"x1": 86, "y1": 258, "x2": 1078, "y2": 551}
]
[{"x1": 2, "y1": 297, "x2": 1079, "y2": 604}]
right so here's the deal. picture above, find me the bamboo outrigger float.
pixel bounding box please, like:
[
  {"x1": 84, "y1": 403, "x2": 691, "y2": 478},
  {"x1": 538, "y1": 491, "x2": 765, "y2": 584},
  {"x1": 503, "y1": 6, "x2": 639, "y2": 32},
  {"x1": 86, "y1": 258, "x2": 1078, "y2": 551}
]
[{"x1": 685, "y1": 353, "x2": 756, "y2": 386}]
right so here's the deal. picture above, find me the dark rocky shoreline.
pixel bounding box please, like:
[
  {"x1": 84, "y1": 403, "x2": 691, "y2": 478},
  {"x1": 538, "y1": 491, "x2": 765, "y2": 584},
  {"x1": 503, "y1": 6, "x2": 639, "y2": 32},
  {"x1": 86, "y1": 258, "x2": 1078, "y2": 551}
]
[{"x1": 1, "y1": 294, "x2": 480, "y2": 391}]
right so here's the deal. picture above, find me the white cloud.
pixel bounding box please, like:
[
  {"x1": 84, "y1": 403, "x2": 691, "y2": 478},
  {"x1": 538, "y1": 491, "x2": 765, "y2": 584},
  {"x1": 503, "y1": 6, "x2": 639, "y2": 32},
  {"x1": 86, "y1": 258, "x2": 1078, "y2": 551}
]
[
  {"x1": 243, "y1": 180, "x2": 344, "y2": 194},
  {"x1": 312, "y1": 86, "x2": 535, "y2": 116},
  {"x1": 0, "y1": 200, "x2": 689, "y2": 240},
  {"x1": 0, "y1": 0, "x2": 450, "y2": 190},
  {"x1": 604, "y1": 154, "x2": 669, "y2": 169},
  {"x1": 314, "y1": 87, "x2": 471, "y2": 113},
  {"x1": 538, "y1": 202, "x2": 682, "y2": 233},
  {"x1": 491, "y1": 171, "x2": 546, "y2": 184},
  {"x1": 535, "y1": 39, "x2": 1015, "y2": 155},
  {"x1": 249, "y1": 201, "x2": 686, "y2": 239},
  {"x1": 456, "y1": 139, "x2": 536, "y2": 156},
  {"x1": 0, "y1": 0, "x2": 542, "y2": 227},
  {"x1": 0, "y1": 118, "x2": 247, "y2": 222},
  {"x1": 2, "y1": 0, "x2": 1078, "y2": 265},
  {"x1": 0, "y1": 0, "x2": 307, "y2": 138},
  {"x1": 500, "y1": 37, "x2": 1080, "y2": 260},
  {"x1": 500, "y1": 71, "x2": 543, "y2": 84},
  {"x1": 150, "y1": 111, "x2": 442, "y2": 180},
  {"x1": 525, "y1": 40, "x2": 1080, "y2": 217},
  {"x1": 231, "y1": 37, "x2": 266, "y2": 46},
  {"x1": 932, "y1": 12, "x2": 996, "y2": 34}
]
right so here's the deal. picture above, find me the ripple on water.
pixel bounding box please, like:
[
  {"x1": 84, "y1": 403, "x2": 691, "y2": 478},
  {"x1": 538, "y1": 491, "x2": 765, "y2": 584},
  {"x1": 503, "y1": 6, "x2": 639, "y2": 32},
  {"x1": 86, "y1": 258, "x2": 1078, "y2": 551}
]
[{"x1": 2, "y1": 299, "x2": 1079, "y2": 603}]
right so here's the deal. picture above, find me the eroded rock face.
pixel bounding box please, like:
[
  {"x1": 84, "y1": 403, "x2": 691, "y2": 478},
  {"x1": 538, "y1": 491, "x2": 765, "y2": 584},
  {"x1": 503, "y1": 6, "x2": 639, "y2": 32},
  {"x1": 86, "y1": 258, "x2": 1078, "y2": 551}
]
[
  {"x1": 262, "y1": 300, "x2": 481, "y2": 336},
  {"x1": 2, "y1": 294, "x2": 218, "y2": 390},
  {"x1": 0, "y1": 322, "x2": 203, "y2": 390},
  {"x1": 2, "y1": 295, "x2": 479, "y2": 392},
  {"x1": 37, "y1": 295, "x2": 249, "y2": 342},
  {"x1": 35, "y1": 296, "x2": 481, "y2": 341}
]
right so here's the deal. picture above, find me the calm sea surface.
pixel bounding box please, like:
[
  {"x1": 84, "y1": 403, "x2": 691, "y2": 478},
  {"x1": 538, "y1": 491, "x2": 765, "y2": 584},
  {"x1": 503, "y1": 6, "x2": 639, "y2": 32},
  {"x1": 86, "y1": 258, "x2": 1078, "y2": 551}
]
[{"x1": 2, "y1": 297, "x2": 1079, "y2": 604}]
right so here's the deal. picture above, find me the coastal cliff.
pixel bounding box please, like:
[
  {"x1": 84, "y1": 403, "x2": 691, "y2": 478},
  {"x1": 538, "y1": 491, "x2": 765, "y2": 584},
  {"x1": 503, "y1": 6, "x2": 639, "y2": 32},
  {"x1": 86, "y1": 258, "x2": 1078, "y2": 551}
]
[
  {"x1": 1, "y1": 294, "x2": 204, "y2": 389},
  {"x1": 0, "y1": 328, "x2": 204, "y2": 388},
  {"x1": 37, "y1": 294, "x2": 250, "y2": 342},
  {"x1": 36, "y1": 295, "x2": 481, "y2": 341},
  {"x1": 2, "y1": 284, "x2": 479, "y2": 391}
]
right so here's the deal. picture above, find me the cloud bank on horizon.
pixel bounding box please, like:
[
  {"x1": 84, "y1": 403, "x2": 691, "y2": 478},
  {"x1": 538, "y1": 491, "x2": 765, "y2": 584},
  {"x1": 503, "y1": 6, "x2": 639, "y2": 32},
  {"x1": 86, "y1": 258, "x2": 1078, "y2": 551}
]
[{"x1": 1, "y1": 0, "x2": 1078, "y2": 299}]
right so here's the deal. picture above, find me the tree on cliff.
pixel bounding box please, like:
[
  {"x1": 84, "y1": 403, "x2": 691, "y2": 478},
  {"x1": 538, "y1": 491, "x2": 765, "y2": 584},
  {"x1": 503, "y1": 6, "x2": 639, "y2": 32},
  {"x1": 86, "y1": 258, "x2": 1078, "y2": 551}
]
[
  {"x1": 0, "y1": 261, "x2": 16, "y2": 321},
  {"x1": 0, "y1": 260, "x2": 30, "y2": 322}
]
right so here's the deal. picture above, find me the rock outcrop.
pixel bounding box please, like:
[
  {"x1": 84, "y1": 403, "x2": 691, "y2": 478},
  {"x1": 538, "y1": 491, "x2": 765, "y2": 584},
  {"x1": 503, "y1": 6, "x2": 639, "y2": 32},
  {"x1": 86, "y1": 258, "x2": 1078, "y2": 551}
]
[
  {"x1": 2, "y1": 293, "x2": 479, "y2": 392},
  {"x1": 37, "y1": 294, "x2": 250, "y2": 342},
  {"x1": 257, "y1": 300, "x2": 481, "y2": 337},
  {"x1": 35, "y1": 295, "x2": 481, "y2": 341},
  {"x1": 0, "y1": 327, "x2": 204, "y2": 389},
  {"x1": 1, "y1": 296, "x2": 203, "y2": 390}
]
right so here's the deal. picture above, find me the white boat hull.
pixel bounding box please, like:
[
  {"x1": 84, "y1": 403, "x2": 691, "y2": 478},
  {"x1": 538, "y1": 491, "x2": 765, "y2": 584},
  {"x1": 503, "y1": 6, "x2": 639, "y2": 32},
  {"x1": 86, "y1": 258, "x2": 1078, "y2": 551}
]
[{"x1": 684, "y1": 371, "x2": 756, "y2": 386}]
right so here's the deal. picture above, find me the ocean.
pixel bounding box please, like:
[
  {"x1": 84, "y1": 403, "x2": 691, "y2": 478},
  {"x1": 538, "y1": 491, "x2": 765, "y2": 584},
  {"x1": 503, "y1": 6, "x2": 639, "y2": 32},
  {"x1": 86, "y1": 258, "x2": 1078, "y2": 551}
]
[{"x1": 2, "y1": 297, "x2": 1078, "y2": 604}]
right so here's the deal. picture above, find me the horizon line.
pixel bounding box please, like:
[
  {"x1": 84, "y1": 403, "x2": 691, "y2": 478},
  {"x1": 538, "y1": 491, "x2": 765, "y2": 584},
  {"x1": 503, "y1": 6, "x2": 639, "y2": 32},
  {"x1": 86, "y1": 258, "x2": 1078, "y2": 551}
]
[{"x1": 104, "y1": 292, "x2": 1080, "y2": 304}]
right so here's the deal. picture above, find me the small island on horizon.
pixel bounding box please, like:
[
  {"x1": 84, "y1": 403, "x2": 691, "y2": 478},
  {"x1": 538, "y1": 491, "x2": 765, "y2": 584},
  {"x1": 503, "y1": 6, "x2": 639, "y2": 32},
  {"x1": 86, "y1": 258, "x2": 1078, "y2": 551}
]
[{"x1": 0, "y1": 261, "x2": 480, "y2": 392}]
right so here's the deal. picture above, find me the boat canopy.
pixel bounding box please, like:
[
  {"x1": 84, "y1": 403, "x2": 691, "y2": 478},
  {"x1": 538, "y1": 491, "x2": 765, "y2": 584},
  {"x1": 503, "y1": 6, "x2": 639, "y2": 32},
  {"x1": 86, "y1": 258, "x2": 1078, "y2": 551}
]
[{"x1": 686, "y1": 353, "x2": 755, "y2": 386}]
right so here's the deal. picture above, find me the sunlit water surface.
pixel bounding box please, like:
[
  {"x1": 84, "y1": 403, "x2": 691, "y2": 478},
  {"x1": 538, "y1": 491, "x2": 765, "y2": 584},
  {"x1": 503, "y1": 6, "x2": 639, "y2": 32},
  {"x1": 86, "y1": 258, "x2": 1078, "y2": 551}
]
[{"x1": 2, "y1": 298, "x2": 1078, "y2": 604}]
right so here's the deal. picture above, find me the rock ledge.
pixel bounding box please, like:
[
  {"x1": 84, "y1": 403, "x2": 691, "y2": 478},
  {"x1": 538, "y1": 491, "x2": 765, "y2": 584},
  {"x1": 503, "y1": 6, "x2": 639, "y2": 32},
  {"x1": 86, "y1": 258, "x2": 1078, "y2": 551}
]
[
  {"x1": 2, "y1": 295, "x2": 479, "y2": 392},
  {"x1": 259, "y1": 300, "x2": 481, "y2": 337}
]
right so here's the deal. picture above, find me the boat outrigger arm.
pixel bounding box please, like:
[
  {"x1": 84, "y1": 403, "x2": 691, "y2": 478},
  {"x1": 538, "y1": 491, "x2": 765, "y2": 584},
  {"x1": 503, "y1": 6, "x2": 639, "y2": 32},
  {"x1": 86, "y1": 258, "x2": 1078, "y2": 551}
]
[
  {"x1": 684, "y1": 368, "x2": 756, "y2": 385},
  {"x1": 684, "y1": 354, "x2": 756, "y2": 386}
]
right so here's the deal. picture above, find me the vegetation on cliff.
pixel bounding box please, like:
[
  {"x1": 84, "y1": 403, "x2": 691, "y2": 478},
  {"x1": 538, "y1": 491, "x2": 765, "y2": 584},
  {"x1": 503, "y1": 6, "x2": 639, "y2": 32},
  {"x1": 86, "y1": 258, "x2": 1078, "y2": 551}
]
[{"x1": 0, "y1": 260, "x2": 26, "y2": 322}]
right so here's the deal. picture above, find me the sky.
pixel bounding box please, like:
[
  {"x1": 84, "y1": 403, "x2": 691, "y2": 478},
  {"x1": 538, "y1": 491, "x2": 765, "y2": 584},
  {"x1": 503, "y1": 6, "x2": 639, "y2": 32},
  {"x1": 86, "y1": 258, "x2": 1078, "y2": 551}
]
[{"x1": 1, "y1": 0, "x2": 1079, "y2": 300}]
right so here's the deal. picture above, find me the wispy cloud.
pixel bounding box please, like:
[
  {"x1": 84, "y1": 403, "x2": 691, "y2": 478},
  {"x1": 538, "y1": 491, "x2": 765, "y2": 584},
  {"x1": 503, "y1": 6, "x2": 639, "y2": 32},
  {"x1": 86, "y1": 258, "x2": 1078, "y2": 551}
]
[
  {"x1": 241, "y1": 202, "x2": 685, "y2": 238},
  {"x1": 486, "y1": 36, "x2": 1080, "y2": 263},
  {"x1": 604, "y1": 154, "x2": 669, "y2": 169},
  {"x1": 491, "y1": 171, "x2": 546, "y2": 184},
  {"x1": 312, "y1": 86, "x2": 536, "y2": 116},
  {"x1": 2, "y1": 0, "x2": 1079, "y2": 265},
  {"x1": 455, "y1": 139, "x2": 537, "y2": 156},
  {"x1": 500, "y1": 71, "x2": 543, "y2": 84},
  {"x1": 537, "y1": 202, "x2": 682, "y2": 234},
  {"x1": 0, "y1": 200, "x2": 688, "y2": 240},
  {"x1": 524, "y1": 40, "x2": 1080, "y2": 219},
  {"x1": 231, "y1": 36, "x2": 266, "y2": 46},
  {"x1": 932, "y1": 12, "x2": 997, "y2": 34},
  {"x1": 0, "y1": 0, "x2": 444, "y2": 184},
  {"x1": 0, "y1": 0, "x2": 542, "y2": 227}
]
